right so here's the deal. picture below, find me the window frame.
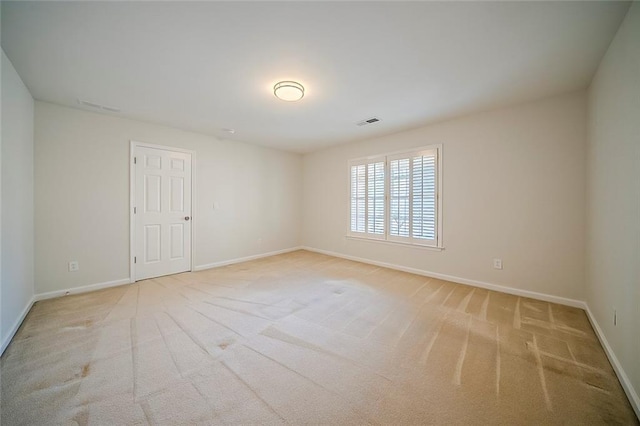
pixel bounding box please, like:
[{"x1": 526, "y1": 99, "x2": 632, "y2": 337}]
[{"x1": 347, "y1": 144, "x2": 443, "y2": 249}]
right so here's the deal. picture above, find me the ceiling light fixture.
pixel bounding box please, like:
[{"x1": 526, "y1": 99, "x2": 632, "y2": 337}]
[{"x1": 273, "y1": 81, "x2": 304, "y2": 102}]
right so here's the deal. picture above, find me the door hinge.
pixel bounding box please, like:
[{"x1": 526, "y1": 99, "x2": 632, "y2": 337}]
[
  {"x1": 134, "y1": 207, "x2": 137, "y2": 214},
  {"x1": 134, "y1": 157, "x2": 137, "y2": 164},
  {"x1": 134, "y1": 256, "x2": 137, "y2": 264}
]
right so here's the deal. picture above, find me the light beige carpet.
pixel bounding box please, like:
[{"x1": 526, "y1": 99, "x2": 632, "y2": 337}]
[{"x1": 1, "y1": 250, "x2": 637, "y2": 425}]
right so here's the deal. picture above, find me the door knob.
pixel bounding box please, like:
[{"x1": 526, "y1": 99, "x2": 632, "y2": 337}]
[{"x1": 184, "y1": 216, "x2": 190, "y2": 221}]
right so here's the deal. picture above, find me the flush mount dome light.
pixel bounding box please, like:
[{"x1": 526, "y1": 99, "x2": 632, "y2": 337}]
[{"x1": 274, "y1": 81, "x2": 304, "y2": 102}]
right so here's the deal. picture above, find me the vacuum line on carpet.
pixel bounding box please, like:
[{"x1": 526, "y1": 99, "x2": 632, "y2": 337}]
[
  {"x1": 454, "y1": 314, "x2": 473, "y2": 385},
  {"x1": 495, "y1": 325, "x2": 501, "y2": 399},
  {"x1": 532, "y1": 334, "x2": 553, "y2": 411},
  {"x1": 513, "y1": 297, "x2": 521, "y2": 329}
]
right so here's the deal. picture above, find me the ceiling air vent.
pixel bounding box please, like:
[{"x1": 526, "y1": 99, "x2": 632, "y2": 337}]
[
  {"x1": 78, "y1": 99, "x2": 101, "y2": 108},
  {"x1": 101, "y1": 105, "x2": 121, "y2": 113},
  {"x1": 77, "y1": 99, "x2": 121, "y2": 113},
  {"x1": 357, "y1": 117, "x2": 381, "y2": 126}
]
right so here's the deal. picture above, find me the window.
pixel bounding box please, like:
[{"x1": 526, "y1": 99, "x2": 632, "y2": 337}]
[{"x1": 348, "y1": 145, "x2": 441, "y2": 248}]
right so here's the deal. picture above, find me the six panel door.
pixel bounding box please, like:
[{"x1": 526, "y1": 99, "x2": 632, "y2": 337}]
[{"x1": 134, "y1": 146, "x2": 192, "y2": 281}]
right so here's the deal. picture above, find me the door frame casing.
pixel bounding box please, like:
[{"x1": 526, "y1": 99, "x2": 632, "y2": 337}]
[{"x1": 129, "y1": 140, "x2": 197, "y2": 283}]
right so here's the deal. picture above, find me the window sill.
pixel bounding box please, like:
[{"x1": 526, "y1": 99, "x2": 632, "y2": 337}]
[{"x1": 345, "y1": 235, "x2": 445, "y2": 251}]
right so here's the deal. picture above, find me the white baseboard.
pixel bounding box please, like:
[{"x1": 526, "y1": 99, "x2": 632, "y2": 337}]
[
  {"x1": 301, "y1": 246, "x2": 585, "y2": 309},
  {"x1": 3, "y1": 246, "x2": 636, "y2": 420},
  {"x1": 34, "y1": 278, "x2": 131, "y2": 302},
  {"x1": 1, "y1": 247, "x2": 302, "y2": 354},
  {"x1": 194, "y1": 246, "x2": 303, "y2": 271},
  {"x1": 301, "y1": 245, "x2": 639, "y2": 419},
  {"x1": 584, "y1": 305, "x2": 640, "y2": 419},
  {"x1": 1, "y1": 278, "x2": 131, "y2": 354},
  {"x1": 1, "y1": 295, "x2": 36, "y2": 356}
]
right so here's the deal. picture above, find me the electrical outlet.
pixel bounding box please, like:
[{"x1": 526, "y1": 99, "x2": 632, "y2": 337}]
[
  {"x1": 493, "y1": 258, "x2": 503, "y2": 270},
  {"x1": 68, "y1": 261, "x2": 79, "y2": 272}
]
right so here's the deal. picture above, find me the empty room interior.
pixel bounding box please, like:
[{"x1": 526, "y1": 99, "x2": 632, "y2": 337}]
[{"x1": 1, "y1": 1, "x2": 639, "y2": 424}]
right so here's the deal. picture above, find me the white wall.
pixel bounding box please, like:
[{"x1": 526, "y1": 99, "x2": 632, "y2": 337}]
[
  {"x1": 586, "y1": 3, "x2": 640, "y2": 414},
  {"x1": 303, "y1": 91, "x2": 586, "y2": 302},
  {"x1": 34, "y1": 102, "x2": 302, "y2": 294},
  {"x1": 1, "y1": 50, "x2": 35, "y2": 352}
]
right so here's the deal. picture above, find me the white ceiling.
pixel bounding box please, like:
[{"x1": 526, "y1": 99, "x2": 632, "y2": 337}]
[{"x1": 1, "y1": 1, "x2": 630, "y2": 153}]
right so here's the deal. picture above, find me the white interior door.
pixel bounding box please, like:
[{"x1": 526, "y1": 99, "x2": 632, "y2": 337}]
[{"x1": 134, "y1": 145, "x2": 192, "y2": 281}]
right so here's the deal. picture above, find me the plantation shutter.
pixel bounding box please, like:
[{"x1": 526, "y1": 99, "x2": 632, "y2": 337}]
[
  {"x1": 388, "y1": 149, "x2": 438, "y2": 245},
  {"x1": 349, "y1": 158, "x2": 385, "y2": 238},
  {"x1": 350, "y1": 164, "x2": 366, "y2": 233},
  {"x1": 412, "y1": 154, "x2": 437, "y2": 242},
  {"x1": 389, "y1": 158, "x2": 410, "y2": 238},
  {"x1": 367, "y1": 161, "x2": 385, "y2": 235}
]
